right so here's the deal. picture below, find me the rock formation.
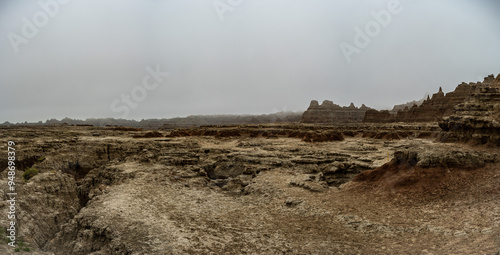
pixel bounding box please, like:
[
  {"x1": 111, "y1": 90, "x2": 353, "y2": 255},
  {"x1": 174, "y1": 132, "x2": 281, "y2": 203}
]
[
  {"x1": 389, "y1": 98, "x2": 426, "y2": 114},
  {"x1": 439, "y1": 74, "x2": 500, "y2": 145},
  {"x1": 364, "y1": 75, "x2": 497, "y2": 123},
  {"x1": 301, "y1": 100, "x2": 372, "y2": 124}
]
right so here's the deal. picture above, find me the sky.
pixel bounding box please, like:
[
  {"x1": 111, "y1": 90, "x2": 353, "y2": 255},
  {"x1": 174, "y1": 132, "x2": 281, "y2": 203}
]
[{"x1": 1, "y1": 0, "x2": 500, "y2": 123}]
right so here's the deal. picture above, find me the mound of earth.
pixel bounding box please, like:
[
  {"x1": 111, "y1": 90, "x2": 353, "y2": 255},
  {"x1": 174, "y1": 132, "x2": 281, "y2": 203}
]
[{"x1": 351, "y1": 149, "x2": 499, "y2": 196}]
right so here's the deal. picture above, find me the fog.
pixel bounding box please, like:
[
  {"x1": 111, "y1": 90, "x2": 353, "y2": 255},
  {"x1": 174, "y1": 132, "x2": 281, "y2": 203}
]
[{"x1": 1, "y1": 0, "x2": 500, "y2": 122}]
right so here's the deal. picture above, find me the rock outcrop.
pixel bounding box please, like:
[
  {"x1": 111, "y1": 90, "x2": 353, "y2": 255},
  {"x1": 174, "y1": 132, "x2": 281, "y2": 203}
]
[
  {"x1": 364, "y1": 75, "x2": 498, "y2": 123},
  {"x1": 165, "y1": 123, "x2": 440, "y2": 142},
  {"x1": 301, "y1": 100, "x2": 372, "y2": 124},
  {"x1": 439, "y1": 74, "x2": 500, "y2": 145},
  {"x1": 168, "y1": 124, "x2": 345, "y2": 142},
  {"x1": 389, "y1": 98, "x2": 426, "y2": 114}
]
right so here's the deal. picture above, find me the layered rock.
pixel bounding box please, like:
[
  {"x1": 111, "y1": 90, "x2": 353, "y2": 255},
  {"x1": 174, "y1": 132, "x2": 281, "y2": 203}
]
[
  {"x1": 301, "y1": 100, "x2": 372, "y2": 124},
  {"x1": 166, "y1": 122, "x2": 440, "y2": 142},
  {"x1": 364, "y1": 76, "x2": 498, "y2": 123},
  {"x1": 363, "y1": 109, "x2": 396, "y2": 123},
  {"x1": 439, "y1": 74, "x2": 500, "y2": 145},
  {"x1": 389, "y1": 98, "x2": 426, "y2": 114}
]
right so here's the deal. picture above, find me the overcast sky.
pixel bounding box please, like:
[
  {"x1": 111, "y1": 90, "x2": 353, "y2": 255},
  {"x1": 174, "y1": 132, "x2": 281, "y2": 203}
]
[{"x1": 1, "y1": 0, "x2": 500, "y2": 123}]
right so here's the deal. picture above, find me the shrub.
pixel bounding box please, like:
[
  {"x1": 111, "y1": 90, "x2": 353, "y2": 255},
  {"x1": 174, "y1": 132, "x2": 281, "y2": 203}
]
[{"x1": 23, "y1": 167, "x2": 38, "y2": 181}]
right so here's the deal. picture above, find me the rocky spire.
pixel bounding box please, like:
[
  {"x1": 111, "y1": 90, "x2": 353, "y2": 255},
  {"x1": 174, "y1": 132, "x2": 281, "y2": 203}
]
[
  {"x1": 308, "y1": 100, "x2": 319, "y2": 108},
  {"x1": 322, "y1": 100, "x2": 335, "y2": 107},
  {"x1": 493, "y1": 74, "x2": 500, "y2": 86},
  {"x1": 483, "y1": 74, "x2": 495, "y2": 84},
  {"x1": 432, "y1": 87, "x2": 445, "y2": 99}
]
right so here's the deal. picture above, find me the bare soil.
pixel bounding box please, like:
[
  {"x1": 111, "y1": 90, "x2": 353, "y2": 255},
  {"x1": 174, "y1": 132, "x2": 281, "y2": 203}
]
[{"x1": 0, "y1": 125, "x2": 498, "y2": 254}]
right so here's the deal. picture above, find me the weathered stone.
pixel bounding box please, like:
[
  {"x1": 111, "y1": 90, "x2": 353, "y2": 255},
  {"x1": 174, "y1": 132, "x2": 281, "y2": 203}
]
[
  {"x1": 285, "y1": 198, "x2": 303, "y2": 207},
  {"x1": 301, "y1": 100, "x2": 373, "y2": 124},
  {"x1": 364, "y1": 76, "x2": 497, "y2": 123},
  {"x1": 439, "y1": 74, "x2": 500, "y2": 145}
]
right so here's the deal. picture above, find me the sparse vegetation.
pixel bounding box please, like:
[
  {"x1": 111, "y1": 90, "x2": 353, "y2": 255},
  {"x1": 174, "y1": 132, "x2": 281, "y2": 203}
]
[
  {"x1": 17, "y1": 239, "x2": 31, "y2": 252},
  {"x1": 0, "y1": 229, "x2": 10, "y2": 244},
  {"x1": 23, "y1": 167, "x2": 38, "y2": 181}
]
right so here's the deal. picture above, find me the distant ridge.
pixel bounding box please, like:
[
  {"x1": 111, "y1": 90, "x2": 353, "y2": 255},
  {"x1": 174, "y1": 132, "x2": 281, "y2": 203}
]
[
  {"x1": 389, "y1": 97, "x2": 427, "y2": 114},
  {"x1": 1, "y1": 112, "x2": 303, "y2": 129},
  {"x1": 364, "y1": 74, "x2": 499, "y2": 123}
]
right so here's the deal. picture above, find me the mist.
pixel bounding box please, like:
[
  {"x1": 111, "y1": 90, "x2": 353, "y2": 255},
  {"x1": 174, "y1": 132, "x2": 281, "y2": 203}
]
[{"x1": 1, "y1": 0, "x2": 500, "y2": 123}]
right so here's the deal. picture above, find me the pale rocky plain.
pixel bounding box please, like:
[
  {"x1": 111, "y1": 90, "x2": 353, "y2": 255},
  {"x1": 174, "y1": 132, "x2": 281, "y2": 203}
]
[{"x1": 0, "y1": 74, "x2": 499, "y2": 254}]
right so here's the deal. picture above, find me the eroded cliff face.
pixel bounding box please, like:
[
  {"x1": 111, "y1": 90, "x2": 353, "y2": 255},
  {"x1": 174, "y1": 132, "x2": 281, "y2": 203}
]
[
  {"x1": 364, "y1": 74, "x2": 498, "y2": 123},
  {"x1": 301, "y1": 100, "x2": 372, "y2": 124},
  {"x1": 439, "y1": 74, "x2": 500, "y2": 145}
]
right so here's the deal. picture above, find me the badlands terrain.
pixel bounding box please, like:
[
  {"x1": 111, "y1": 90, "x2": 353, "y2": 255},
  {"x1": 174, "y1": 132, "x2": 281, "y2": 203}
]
[{"x1": 0, "y1": 124, "x2": 499, "y2": 254}]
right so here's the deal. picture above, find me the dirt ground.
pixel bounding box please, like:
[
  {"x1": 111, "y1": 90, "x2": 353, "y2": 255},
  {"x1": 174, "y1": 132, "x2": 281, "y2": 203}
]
[{"x1": 0, "y1": 125, "x2": 499, "y2": 254}]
